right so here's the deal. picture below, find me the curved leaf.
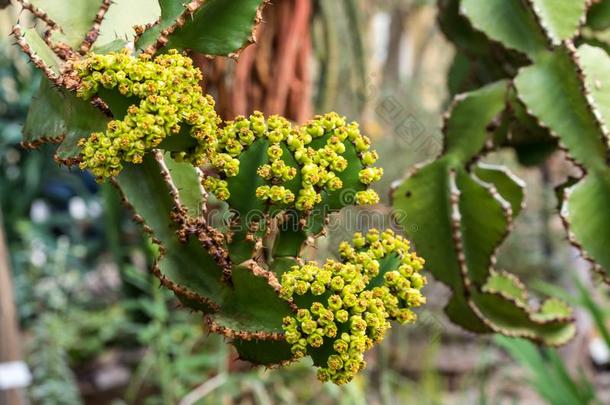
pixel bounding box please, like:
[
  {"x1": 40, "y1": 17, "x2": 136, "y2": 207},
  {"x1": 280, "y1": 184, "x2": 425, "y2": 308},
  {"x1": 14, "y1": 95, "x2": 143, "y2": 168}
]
[
  {"x1": 460, "y1": 0, "x2": 549, "y2": 60},
  {"x1": 528, "y1": 0, "x2": 586, "y2": 44},
  {"x1": 515, "y1": 47, "x2": 608, "y2": 171},
  {"x1": 31, "y1": 0, "x2": 102, "y2": 48}
]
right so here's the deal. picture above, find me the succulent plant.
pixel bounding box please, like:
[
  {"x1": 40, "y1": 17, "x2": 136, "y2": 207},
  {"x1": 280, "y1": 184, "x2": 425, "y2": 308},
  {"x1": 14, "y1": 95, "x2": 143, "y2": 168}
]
[
  {"x1": 393, "y1": 0, "x2": 610, "y2": 345},
  {"x1": 11, "y1": 0, "x2": 426, "y2": 384}
]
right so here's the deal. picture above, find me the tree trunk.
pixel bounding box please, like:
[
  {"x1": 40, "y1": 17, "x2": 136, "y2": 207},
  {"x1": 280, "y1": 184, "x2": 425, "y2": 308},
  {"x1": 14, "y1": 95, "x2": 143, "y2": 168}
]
[
  {"x1": 0, "y1": 212, "x2": 25, "y2": 405},
  {"x1": 195, "y1": 0, "x2": 313, "y2": 123}
]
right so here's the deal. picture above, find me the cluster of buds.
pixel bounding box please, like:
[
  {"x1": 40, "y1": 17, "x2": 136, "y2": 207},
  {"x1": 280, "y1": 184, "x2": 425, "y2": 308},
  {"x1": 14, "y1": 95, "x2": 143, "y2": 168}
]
[
  {"x1": 280, "y1": 228, "x2": 426, "y2": 384},
  {"x1": 75, "y1": 49, "x2": 219, "y2": 179},
  {"x1": 204, "y1": 110, "x2": 383, "y2": 212},
  {"x1": 73, "y1": 49, "x2": 383, "y2": 215}
]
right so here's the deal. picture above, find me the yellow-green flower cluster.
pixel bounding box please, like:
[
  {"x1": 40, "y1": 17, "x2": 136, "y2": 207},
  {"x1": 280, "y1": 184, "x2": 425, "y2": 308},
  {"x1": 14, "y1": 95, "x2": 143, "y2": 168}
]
[
  {"x1": 202, "y1": 112, "x2": 296, "y2": 201},
  {"x1": 204, "y1": 111, "x2": 383, "y2": 211},
  {"x1": 75, "y1": 49, "x2": 219, "y2": 179},
  {"x1": 280, "y1": 229, "x2": 426, "y2": 384}
]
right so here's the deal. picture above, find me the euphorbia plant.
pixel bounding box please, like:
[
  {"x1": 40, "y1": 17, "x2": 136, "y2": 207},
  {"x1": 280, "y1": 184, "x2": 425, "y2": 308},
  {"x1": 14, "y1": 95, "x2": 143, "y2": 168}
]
[
  {"x1": 11, "y1": 0, "x2": 426, "y2": 384},
  {"x1": 393, "y1": 0, "x2": 610, "y2": 345}
]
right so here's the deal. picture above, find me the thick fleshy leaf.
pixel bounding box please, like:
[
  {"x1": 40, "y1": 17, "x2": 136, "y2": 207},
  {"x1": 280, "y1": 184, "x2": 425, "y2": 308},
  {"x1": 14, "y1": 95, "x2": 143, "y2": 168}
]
[
  {"x1": 227, "y1": 138, "x2": 269, "y2": 214},
  {"x1": 393, "y1": 159, "x2": 460, "y2": 288},
  {"x1": 470, "y1": 291, "x2": 575, "y2": 346},
  {"x1": 217, "y1": 265, "x2": 293, "y2": 333},
  {"x1": 21, "y1": 28, "x2": 62, "y2": 74},
  {"x1": 515, "y1": 47, "x2": 608, "y2": 170},
  {"x1": 587, "y1": 0, "x2": 610, "y2": 31},
  {"x1": 232, "y1": 340, "x2": 293, "y2": 365},
  {"x1": 24, "y1": 79, "x2": 107, "y2": 152},
  {"x1": 30, "y1": 0, "x2": 102, "y2": 48},
  {"x1": 137, "y1": 0, "x2": 264, "y2": 56},
  {"x1": 95, "y1": 0, "x2": 160, "y2": 47},
  {"x1": 162, "y1": 153, "x2": 204, "y2": 217},
  {"x1": 444, "y1": 80, "x2": 509, "y2": 161},
  {"x1": 483, "y1": 271, "x2": 526, "y2": 304},
  {"x1": 456, "y1": 169, "x2": 509, "y2": 285},
  {"x1": 576, "y1": 44, "x2": 610, "y2": 143},
  {"x1": 528, "y1": 0, "x2": 586, "y2": 44},
  {"x1": 562, "y1": 173, "x2": 610, "y2": 276},
  {"x1": 473, "y1": 163, "x2": 525, "y2": 217},
  {"x1": 460, "y1": 0, "x2": 549, "y2": 60},
  {"x1": 118, "y1": 156, "x2": 224, "y2": 302}
]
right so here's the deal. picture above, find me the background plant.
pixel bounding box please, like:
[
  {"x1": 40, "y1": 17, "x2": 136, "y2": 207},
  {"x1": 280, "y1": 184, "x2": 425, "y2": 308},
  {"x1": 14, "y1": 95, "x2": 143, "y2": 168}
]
[{"x1": 392, "y1": 0, "x2": 610, "y2": 345}]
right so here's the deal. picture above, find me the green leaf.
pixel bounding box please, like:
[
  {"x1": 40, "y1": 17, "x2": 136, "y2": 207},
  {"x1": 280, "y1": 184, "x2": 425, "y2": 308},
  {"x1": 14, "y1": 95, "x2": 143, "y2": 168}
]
[
  {"x1": 443, "y1": 80, "x2": 509, "y2": 162},
  {"x1": 31, "y1": 0, "x2": 102, "y2": 48},
  {"x1": 576, "y1": 44, "x2": 610, "y2": 144},
  {"x1": 456, "y1": 169, "x2": 509, "y2": 285},
  {"x1": 168, "y1": 0, "x2": 262, "y2": 55},
  {"x1": 21, "y1": 28, "x2": 62, "y2": 74},
  {"x1": 392, "y1": 159, "x2": 489, "y2": 332},
  {"x1": 137, "y1": 0, "x2": 264, "y2": 56},
  {"x1": 95, "y1": 0, "x2": 161, "y2": 48},
  {"x1": 232, "y1": 339, "x2": 293, "y2": 366},
  {"x1": 217, "y1": 265, "x2": 293, "y2": 333},
  {"x1": 24, "y1": 79, "x2": 107, "y2": 154},
  {"x1": 460, "y1": 0, "x2": 549, "y2": 60},
  {"x1": 393, "y1": 159, "x2": 461, "y2": 288},
  {"x1": 471, "y1": 292, "x2": 575, "y2": 346},
  {"x1": 515, "y1": 47, "x2": 608, "y2": 171},
  {"x1": 561, "y1": 173, "x2": 610, "y2": 276},
  {"x1": 118, "y1": 156, "x2": 224, "y2": 302},
  {"x1": 438, "y1": 0, "x2": 490, "y2": 55},
  {"x1": 587, "y1": 0, "x2": 610, "y2": 31},
  {"x1": 528, "y1": 0, "x2": 586, "y2": 44},
  {"x1": 473, "y1": 163, "x2": 525, "y2": 217},
  {"x1": 162, "y1": 153, "x2": 204, "y2": 218},
  {"x1": 483, "y1": 271, "x2": 526, "y2": 304},
  {"x1": 227, "y1": 138, "x2": 269, "y2": 214}
]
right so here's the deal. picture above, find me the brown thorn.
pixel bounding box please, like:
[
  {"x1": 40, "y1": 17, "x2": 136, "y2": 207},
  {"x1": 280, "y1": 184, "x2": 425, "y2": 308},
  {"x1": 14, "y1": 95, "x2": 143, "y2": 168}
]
[
  {"x1": 205, "y1": 316, "x2": 285, "y2": 342},
  {"x1": 16, "y1": 0, "x2": 60, "y2": 31},
  {"x1": 12, "y1": 24, "x2": 61, "y2": 85},
  {"x1": 79, "y1": 0, "x2": 113, "y2": 55},
  {"x1": 20, "y1": 135, "x2": 64, "y2": 150},
  {"x1": 143, "y1": 0, "x2": 206, "y2": 56}
]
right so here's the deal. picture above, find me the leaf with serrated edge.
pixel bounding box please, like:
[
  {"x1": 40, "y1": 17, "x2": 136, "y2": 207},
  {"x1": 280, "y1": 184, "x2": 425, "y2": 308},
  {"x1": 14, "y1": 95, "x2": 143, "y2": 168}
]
[
  {"x1": 460, "y1": 0, "x2": 548, "y2": 60},
  {"x1": 118, "y1": 156, "x2": 224, "y2": 302},
  {"x1": 393, "y1": 159, "x2": 488, "y2": 331},
  {"x1": 94, "y1": 0, "x2": 160, "y2": 48},
  {"x1": 162, "y1": 153, "x2": 204, "y2": 217},
  {"x1": 22, "y1": 28, "x2": 62, "y2": 74},
  {"x1": 576, "y1": 44, "x2": 610, "y2": 145},
  {"x1": 473, "y1": 163, "x2": 525, "y2": 217},
  {"x1": 528, "y1": 0, "x2": 586, "y2": 44},
  {"x1": 137, "y1": 0, "x2": 264, "y2": 56},
  {"x1": 515, "y1": 47, "x2": 607, "y2": 171},
  {"x1": 456, "y1": 169, "x2": 510, "y2": 285},
  {"x1": 483, "y1": 271, "x2": 527, "y2": 304},
  {"x1": 30, "y1": 0, "x2": 102, "y2": 48},
  {"x1": 444, "y1": 80, "x2": 509, "y2": 162},
  {"x1": 561, "y1": 173, "x2": 610, "y2": 277},
  {"x1": 24, "y1": 79, "x2": 107, "y2": 152},
  {"x1": 470, "y1": 292, "x2": 575, "y2": 346}
]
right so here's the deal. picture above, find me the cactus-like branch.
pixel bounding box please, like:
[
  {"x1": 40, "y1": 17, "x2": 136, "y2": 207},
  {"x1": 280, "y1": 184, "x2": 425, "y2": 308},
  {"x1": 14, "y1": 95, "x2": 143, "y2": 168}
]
[
  {"x1": 15, "y1": 0, "x2": 59, "y2": 30},
  {"x1": 142, "y1": 0, "x2": 206, "y2": 55},
  {"x1": 79, "y1": 0, "x2": 113, "y2": 55},
  {"x1": 11, "y1": 24, "x2": 60, "y2": 83},
  {"x1": 14, "y1": 1, "x2": 427, "y2": 384}
]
